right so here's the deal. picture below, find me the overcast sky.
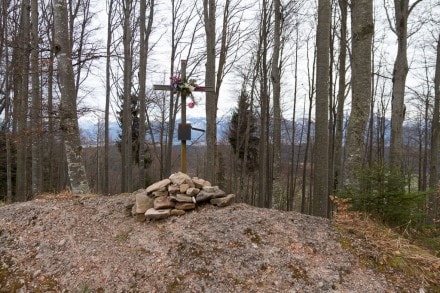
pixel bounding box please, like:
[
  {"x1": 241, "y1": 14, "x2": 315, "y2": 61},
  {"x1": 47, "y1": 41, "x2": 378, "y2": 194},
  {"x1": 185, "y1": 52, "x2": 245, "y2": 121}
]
[{"x1": 79, "y1": 0, "x2": 439, "y2": 127}]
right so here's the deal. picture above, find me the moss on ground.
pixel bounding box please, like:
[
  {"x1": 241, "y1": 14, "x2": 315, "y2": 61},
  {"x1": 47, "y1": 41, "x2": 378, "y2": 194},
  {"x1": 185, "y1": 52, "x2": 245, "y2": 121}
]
[
  {"x1": 244, "y1": 227, "x2": 261, "y2": 244},
  {"x1": 0, "y1": 256, "x2": 59, "y2": 292}
]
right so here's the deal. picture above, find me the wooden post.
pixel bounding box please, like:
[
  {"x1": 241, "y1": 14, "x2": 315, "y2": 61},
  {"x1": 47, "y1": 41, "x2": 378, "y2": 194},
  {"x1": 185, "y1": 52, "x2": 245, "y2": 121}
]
[{"x1": 180, "y1": 60, "x2": 187, "y2": 173}]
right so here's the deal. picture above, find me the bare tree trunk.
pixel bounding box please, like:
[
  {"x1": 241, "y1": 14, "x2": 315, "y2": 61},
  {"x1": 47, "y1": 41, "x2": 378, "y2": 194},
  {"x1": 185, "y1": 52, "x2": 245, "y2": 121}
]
[
  {"x1": 417, "y1": 121, "x2": 423, "y2": 191},
  {"x1": 272, "y1": 0, "x2": 282, "y2": 209},
  {"x1": 366, "y1": 45, "x2": 378, "y2": 169},
  {"x1": 30, "y1": 0, "x2": 42, "y2": 196},
  {"x1": 48, "y1": 39, "x2": 55, "y2": 192},
  {"x1": 333, "y1": 0, "x2": 347, "y2": 191},
  {"x1": 301, "y1": 35, "x2": 316, "y2": 214},
  {"x1": 53, "y1": 0, "x2": 90, "y2": 194},
  {"x1": 257, "y1": 0, "x2": 271, "y2": 208},
  {"x1": 428, "y1": 33, "x2": 440, "y2": 224},
  {"x1": 389, "y1": 0, "x2": 422, "y2": 170},
  {"x1": 13, "y1": 0, "x2": 31, "y2": 201},
  {"x1": 204, "y1": 0, "x2": 217, "y2": 183},
  {"x1": 430, "y1": 34, "x2": 440, "y2": 189},
  {"x1": 138, "y1": 0, "x2": 147, "y2": 186},
  {"x1": 215, "y1": 0, "x2": 230, "y2": 103},
  {"x1": 328, "y1": 2, "x2": 336, "y2": 210},
  {"x1": 312, "y1": 0, "x2": 331, "y2": 218},
  {"x1": 421, "y1": 98, "x2": 429, "y2": 191},
  {"x1": 121, "y1": 0, "x2": 133, "y2": 192},
  {"x1": 5, "y1": 91, "x2": 12, "y2": 202},
  {"x1": 366, "y1": 96, "x2": 375, "y2": 168},
  {"x1": 242, "y1": 56, "x2": 259, "y2": 203},
  {"x1": 39, "y1": 2, "x2": 56, "y2": 192},
  {"x1": 138, "y1": 0, "x2": 154, "y2": 186},
  {"x1": 164, "y1": 0, "x2": 181, "y2": 177},
  {"x1": 344, "y1": 0, "x2": 373, "y2": 185},
  {"x1": 3, "y1": 10, "x2": 12, "y2": 202},
  {"x1": 301, "y1": 111, "x2": 312, "y2": 214},
  {"x1": 288, "y1": 27, "x2": 300, "y2": 211},
  {"x1": 104, "y1": 0, "x2": 114, "y2": 195},
  {"x1": 213, "y1": 0, "x2": 238, "y2": 185}
]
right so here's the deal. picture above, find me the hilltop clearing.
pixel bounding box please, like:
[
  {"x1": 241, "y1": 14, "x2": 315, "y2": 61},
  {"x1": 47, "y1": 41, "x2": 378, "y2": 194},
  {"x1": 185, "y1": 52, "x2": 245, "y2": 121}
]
[{"x1": 0, "y1": 193, "x2": 438, "y2": 292}]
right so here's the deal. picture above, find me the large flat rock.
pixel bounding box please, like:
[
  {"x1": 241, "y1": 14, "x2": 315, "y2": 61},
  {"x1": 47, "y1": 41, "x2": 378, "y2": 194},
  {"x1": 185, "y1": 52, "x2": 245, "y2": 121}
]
[{"x1": 146, "y1": 179, "x2": 171, "y2": 194}]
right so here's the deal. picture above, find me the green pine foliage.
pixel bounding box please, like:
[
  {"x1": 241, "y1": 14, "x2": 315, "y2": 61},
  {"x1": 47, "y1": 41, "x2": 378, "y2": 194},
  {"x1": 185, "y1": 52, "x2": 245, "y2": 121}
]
[
  {"x1": 228, "y1": 91, "x2": 259, "y2": 172},
  {"x1": 116, "y1": 94, "x2": 141, "y2": 165},
  {"x1": 341, "y1": 163, "x2": 427, "y2": 228}
]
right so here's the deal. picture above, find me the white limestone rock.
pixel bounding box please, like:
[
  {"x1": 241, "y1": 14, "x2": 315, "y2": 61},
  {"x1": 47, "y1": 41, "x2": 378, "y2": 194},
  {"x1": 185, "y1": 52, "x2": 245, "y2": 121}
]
[
  {"x1": 152, "y1": 190, "x2": 169, "y2": 198},
  {"x1": 179, "y1": 184, "x2": 190, "y2": 193},
  {"x1": 210, "y1": 194, "x2": 236, "y2": 207},
  {"x1": 175, "y1": 194, "x2": 195, "y2": 203},
  {"x1": 135, "y1": 193, "x2": 154, "y2": 213},
  {"x1": 145, "y1": 208, "x2": 171, "y2": 220},
  {"x1": 175, "y1": 202, "x2": 196, "y2": 210},
  {"x1": 154, "y1": 196, "x2": 175, "y2": 210},
  {"x1": 169, "y1": 172, "x2": 192, "y2": 185},
  {"x1": 168, "y1": 185, "x2": 180, "y2": 194},
  {"x1": 146, "y1": 179, "x2": 171, "y2": 194},
  {"x1": 186, "y1": 187, "x2": 200, "y2": 196},
  {"x1": 192, "y1": 177, "x2": 206, "y2": 189},
  {"x1": 202, "y1": 185, "x2": 218, "y2": 193}
]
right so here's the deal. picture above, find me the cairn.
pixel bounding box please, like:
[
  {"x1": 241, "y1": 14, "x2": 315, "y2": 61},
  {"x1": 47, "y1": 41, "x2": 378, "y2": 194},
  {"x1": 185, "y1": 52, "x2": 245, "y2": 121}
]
[{"x1": 133, "y1": 172, "x2": 236, "y2": 221}]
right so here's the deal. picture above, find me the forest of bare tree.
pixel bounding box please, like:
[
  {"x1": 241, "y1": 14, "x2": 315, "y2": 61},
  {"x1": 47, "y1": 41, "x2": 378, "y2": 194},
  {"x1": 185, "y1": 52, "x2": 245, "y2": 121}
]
[{"x1": 0, "y1": 0, "x2": 439, "y2": 226}]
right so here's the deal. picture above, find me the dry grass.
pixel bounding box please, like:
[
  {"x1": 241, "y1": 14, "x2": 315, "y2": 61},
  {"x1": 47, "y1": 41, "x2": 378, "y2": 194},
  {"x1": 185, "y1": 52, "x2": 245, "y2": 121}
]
[{"x1": 331, "y1": 195, "x2": 440, "y2": 291}]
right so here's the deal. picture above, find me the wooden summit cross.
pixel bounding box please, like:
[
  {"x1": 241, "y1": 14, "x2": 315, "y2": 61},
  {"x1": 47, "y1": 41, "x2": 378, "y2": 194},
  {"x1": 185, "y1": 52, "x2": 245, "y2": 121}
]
[{"x1": 153, "y1": 60, "x2": 211, "y2": 174}]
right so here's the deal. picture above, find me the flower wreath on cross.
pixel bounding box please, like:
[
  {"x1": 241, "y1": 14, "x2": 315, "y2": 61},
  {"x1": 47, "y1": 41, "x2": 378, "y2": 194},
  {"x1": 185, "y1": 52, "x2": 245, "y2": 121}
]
[{"x1": 170, "y1": 74, "x2": 202, "y2": 108}]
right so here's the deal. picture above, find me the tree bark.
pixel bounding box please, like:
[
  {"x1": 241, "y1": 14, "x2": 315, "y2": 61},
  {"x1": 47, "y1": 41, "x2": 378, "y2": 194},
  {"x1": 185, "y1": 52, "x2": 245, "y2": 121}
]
[
  {"x1": 138, "y1": 0, "x2": 154, "y2": 187},
  {"x1": 31, "y1": 0, "x2": 42, "y2": 196},
  {"x1": 257, "y1": 0, "x2": 271, "y2": 208},
  {"x1": 288, "y1": 27, "x2": 300, "y2": 211},
  {"x1": 389, "y1": 0, "x2": 422, "y2": 170},
  {"x1": 3, "y1": 7, "x2": 12, "y2": 202},
  {"x1": 203, "y1": 0, "x2": 216, "y2": 183},
  {"x1": 333, "y1": 0, "x2": 347, "y2": 191},
  {"x1": 430, "y1": 34, "x2": 440, "y2": 189},
  {"x1": 103, "y1": 0, "x2": 114, "y2": 195},
  {"x1": 272, "y1": 0, "x2": 282, "y2": 209},
  {"x1": 164, "y1": 0, "x2": 183, "y2": 177},
  {"x1": 48, "y1": 33, "x2": 56, "y2": 192},
  {"x1": 121, "y1": 0, "x2": 133, "y2": 192},
  {"x1": 302, "y1": 100, "x2": 313, "y2": 214},
  {"x1": 301, "y1": 36, "x2": 316, "y2": 214},
  {"x1": 312, "y1": 0, "x2": 331, "y2": 218},
  {"x1": 13, "y1": 0, "x2": 31, "y2": 201},
  {"x1": 428, "y1": 33, "x2": 440, "y2": 224},
  {"x1": 344, "y1": 0, "x2": 373, "y2": 185},
  {"x1": 53, "y1": 0, "x2": 90, "y2": 194}
]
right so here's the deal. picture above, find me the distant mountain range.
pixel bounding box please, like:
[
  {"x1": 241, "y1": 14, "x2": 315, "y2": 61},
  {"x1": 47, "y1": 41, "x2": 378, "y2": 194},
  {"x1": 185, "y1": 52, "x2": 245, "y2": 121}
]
[
  {"x1": 79, "y1": 115, "x2": 395, "y2": 146},
  {"x1": 79, "y1": 117, "x2": 230, "y2": 145}
]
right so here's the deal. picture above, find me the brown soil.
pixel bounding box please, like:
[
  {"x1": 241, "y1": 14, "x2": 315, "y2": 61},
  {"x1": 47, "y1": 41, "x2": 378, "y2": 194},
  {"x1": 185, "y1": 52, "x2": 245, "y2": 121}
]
[{"x1": 0, "y1": 193, "x2": 437, "y2": 292}]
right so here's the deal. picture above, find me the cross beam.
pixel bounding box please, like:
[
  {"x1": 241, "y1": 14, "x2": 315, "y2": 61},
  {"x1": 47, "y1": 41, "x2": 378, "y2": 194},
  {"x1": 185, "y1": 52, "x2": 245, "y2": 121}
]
[{"x1": 153, "y1": 60, "x2": 212, "y2": 174}]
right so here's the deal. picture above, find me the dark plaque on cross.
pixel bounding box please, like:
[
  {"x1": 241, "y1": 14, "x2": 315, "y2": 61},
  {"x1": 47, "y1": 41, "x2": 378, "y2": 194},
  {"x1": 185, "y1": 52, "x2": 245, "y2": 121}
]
[{"x1": 153, "y1": 60, "x2": 211, "y2": 174}]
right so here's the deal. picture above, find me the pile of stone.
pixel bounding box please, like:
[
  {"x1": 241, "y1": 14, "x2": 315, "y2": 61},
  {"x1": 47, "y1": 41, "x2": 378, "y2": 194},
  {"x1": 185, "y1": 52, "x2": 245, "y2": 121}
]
[{"x1": 133, "y1": 172, "x2": 236, "y2": 221}]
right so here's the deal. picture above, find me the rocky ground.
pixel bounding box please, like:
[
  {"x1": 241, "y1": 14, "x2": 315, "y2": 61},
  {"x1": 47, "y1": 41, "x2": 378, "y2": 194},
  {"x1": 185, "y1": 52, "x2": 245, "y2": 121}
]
[{"x1": 0, "y1": 192, "x2": 437, "y2": 292}]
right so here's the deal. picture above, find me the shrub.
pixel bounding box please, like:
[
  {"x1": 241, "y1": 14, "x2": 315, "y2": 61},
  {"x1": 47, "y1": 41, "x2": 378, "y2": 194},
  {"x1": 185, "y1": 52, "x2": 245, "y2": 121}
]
[{"x1": 340, "y1": 164, "x2": 427, "y2": 228}]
